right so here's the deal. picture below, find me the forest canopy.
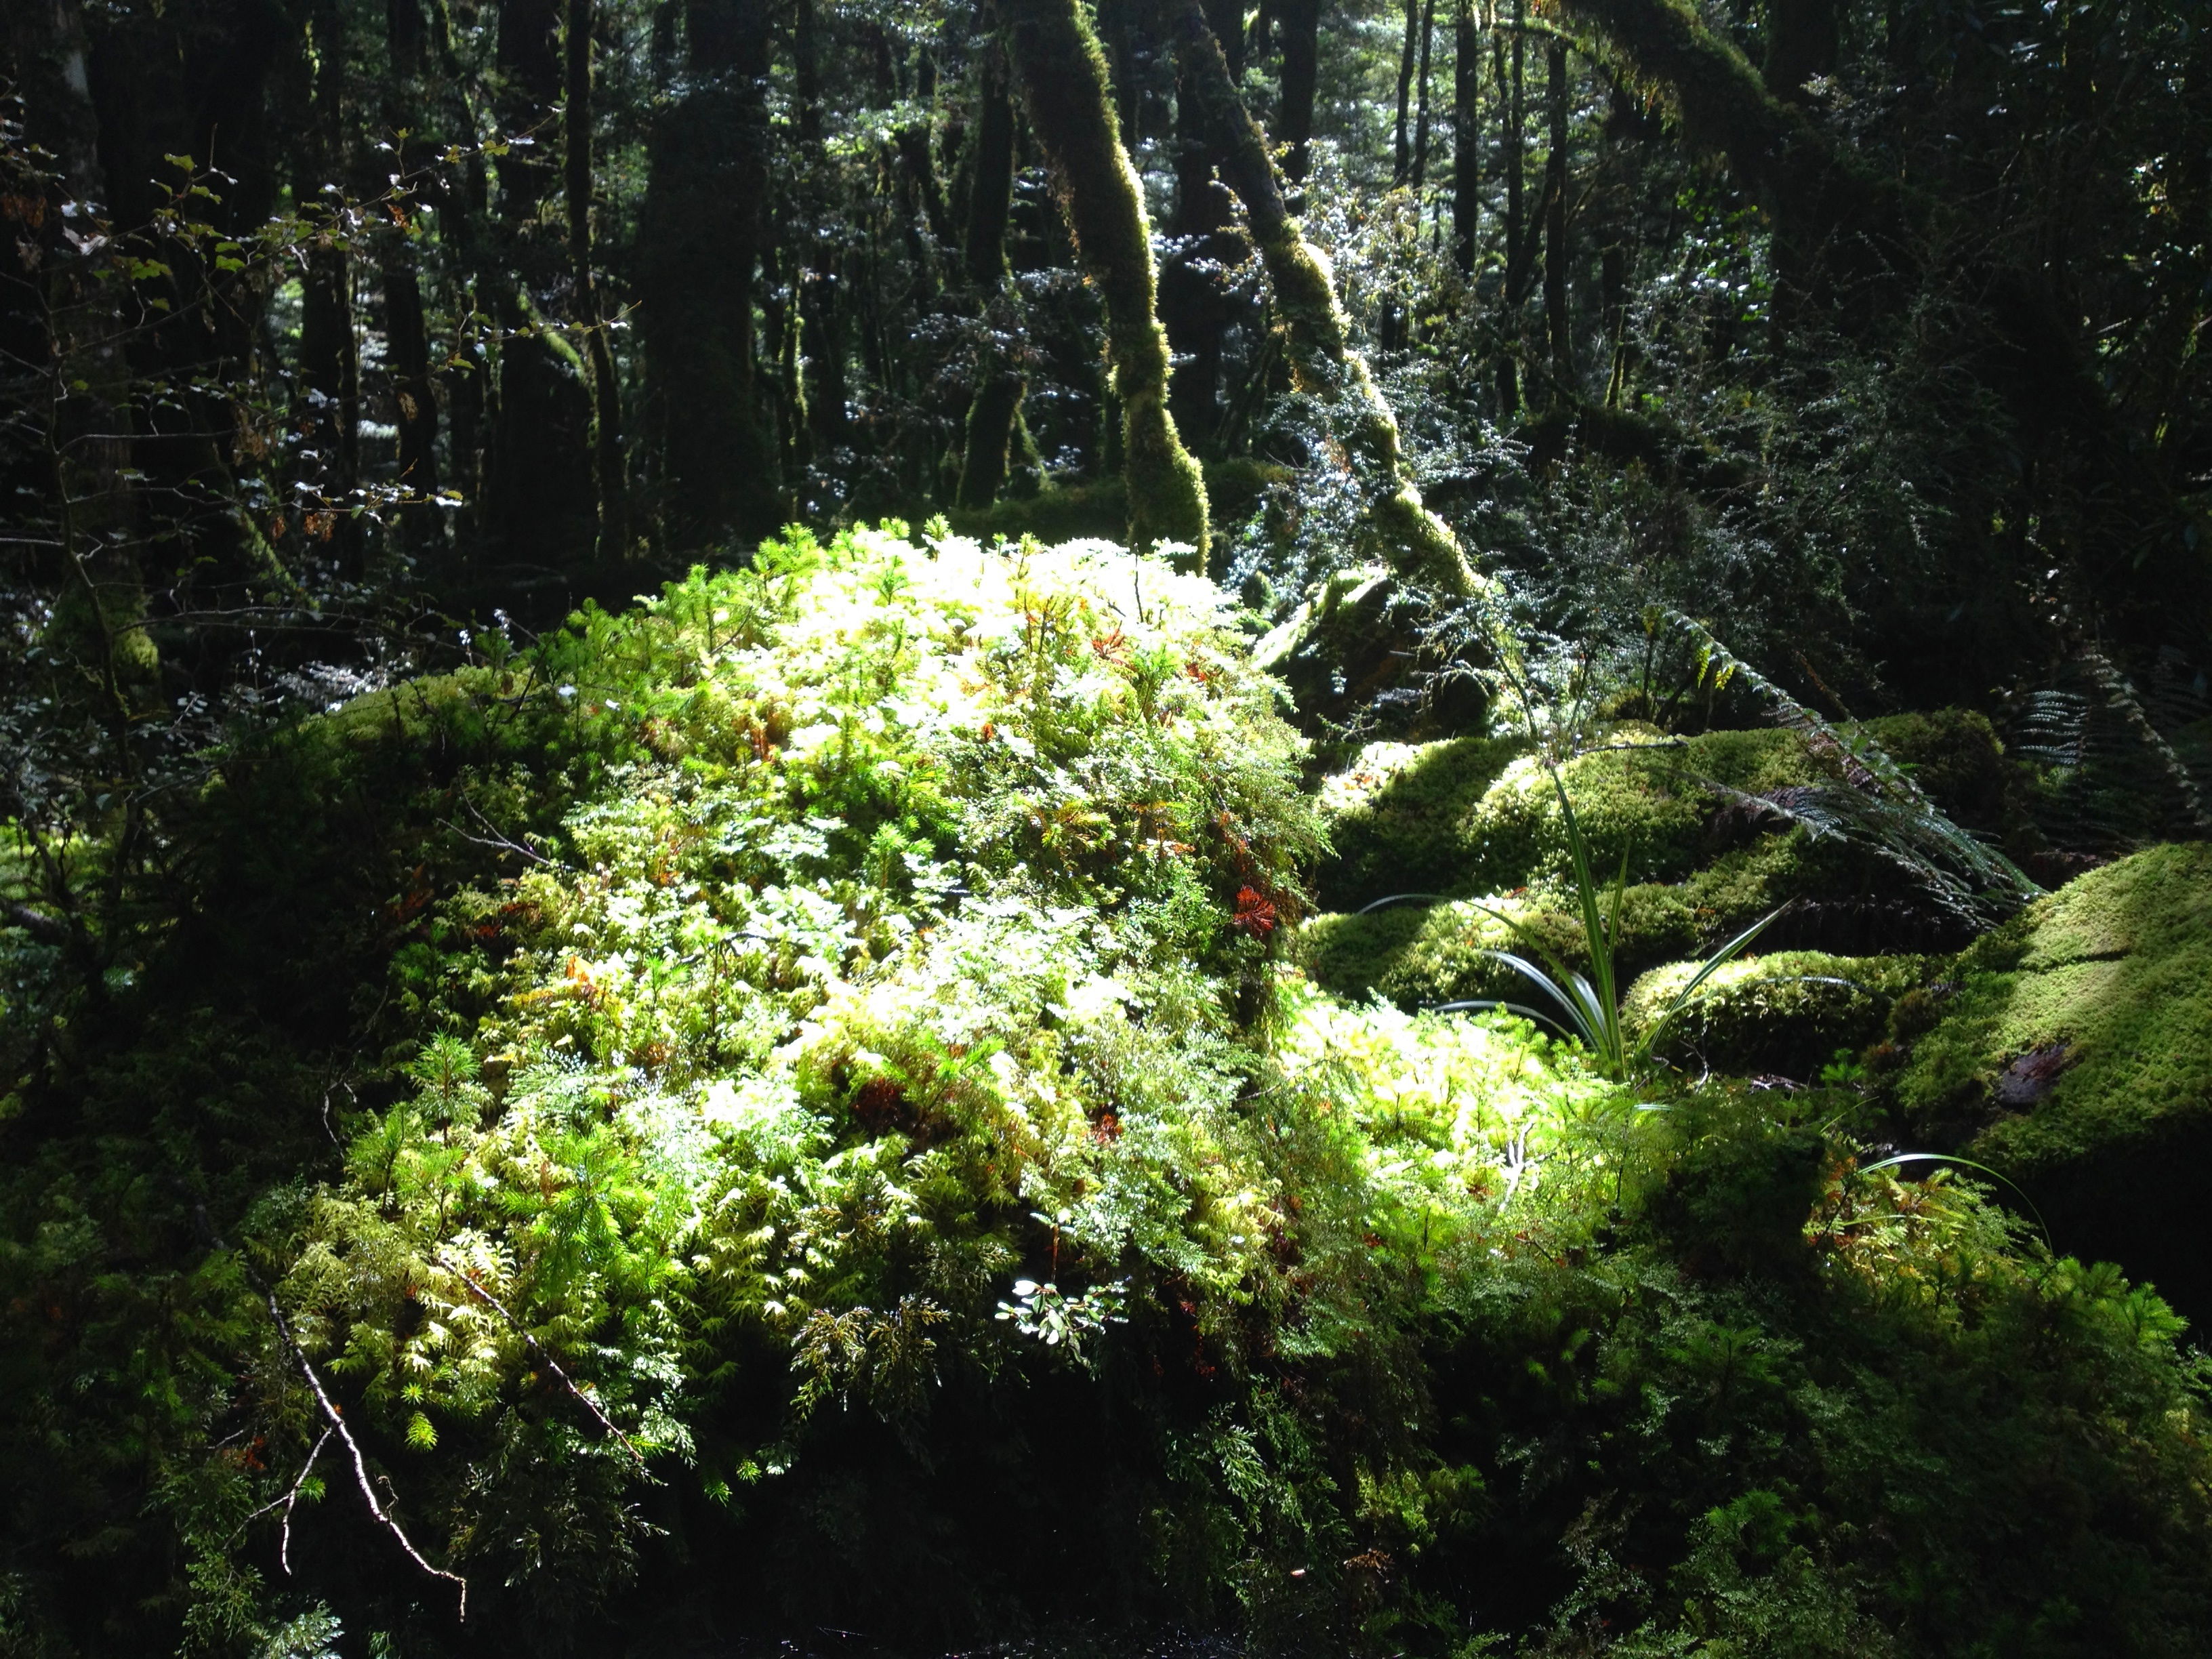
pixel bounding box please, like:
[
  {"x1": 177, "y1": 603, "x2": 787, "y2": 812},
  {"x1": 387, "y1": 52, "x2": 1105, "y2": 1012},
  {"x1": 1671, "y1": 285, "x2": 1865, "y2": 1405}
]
[{"x1": 5, "y1": 0, "x2": 2212, "y2": 1653}]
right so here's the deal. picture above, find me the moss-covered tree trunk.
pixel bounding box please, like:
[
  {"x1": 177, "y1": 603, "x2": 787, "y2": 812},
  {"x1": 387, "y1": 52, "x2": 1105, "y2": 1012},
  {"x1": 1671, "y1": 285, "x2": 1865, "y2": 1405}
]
[
  {"x1": 1001, "y1": 0, "x2": 1209, "y2": 565},
  {"x1": 957, "y1": 43, "x2": 1026, "y2": 510},
  {"x1": 1167, "y1": 0, "x2": 1478, "y2": 594}
]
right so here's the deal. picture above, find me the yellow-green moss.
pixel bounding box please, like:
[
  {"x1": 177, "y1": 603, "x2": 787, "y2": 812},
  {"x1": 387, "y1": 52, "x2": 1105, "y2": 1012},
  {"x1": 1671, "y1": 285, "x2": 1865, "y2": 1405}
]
[
  {"x1": 1894, "y1": 842, "x2": 2212, "y2": 1174},
  {"x1": 1315, "y1": 726, "x2": 1816, "y2": 909},
  {"x1": 1863, "y1": 708, "x2": 2010, "y2": 830},
  {"x1": 1626, "y1": 950, "x2": 1930, "y2": 1078},
  {"x1": 1298, "y1": 884, "x2": 1700, "y2": 1010}
]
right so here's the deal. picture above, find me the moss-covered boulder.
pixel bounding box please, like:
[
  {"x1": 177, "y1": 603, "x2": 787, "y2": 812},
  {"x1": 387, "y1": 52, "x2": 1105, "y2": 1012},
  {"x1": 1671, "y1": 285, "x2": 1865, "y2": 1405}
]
[
  {"x1": 1300, "y1": 886, "x2": 1700, "y2": 1011},
  {"x1": 1890, "y1": 842, "x2": 2212, "y2": 1317},
  {"x1": 1626, "y1": 950, "x2": 1931, "y2": 1079},
  {"x1": 1309, "y1": 710, "x2": 2021, "y2": 977},
  {"x1": 1313, "y1": 727, "x2": 1825, "y2": 911}
]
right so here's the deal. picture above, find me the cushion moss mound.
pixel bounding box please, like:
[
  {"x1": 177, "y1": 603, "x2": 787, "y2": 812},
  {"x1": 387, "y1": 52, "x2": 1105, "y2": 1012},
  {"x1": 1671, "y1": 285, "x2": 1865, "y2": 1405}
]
[
  {"x1": 1626, "y1": 950, "x2": 1931, "y2": 1079},
  {"x1": 1892, "y1": 841, "x2": 2212, "y2": 1316}
]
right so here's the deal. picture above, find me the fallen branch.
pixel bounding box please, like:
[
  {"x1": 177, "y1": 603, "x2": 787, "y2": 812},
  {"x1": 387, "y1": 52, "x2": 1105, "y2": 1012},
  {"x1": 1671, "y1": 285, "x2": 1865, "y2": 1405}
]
[
  {"x1": 262, "y1": 1290, "x2": 469, "y2": 1619},
  {"x1": 430, "y1": 1253, "x2": 647, "y2": 1471},
  {"x1": 245, "y1": 1425, "x2": 332, "y2": 1574}
]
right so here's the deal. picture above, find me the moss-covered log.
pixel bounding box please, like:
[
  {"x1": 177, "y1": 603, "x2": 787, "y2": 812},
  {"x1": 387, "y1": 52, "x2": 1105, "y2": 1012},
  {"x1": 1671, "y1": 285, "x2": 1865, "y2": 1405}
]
[
  {"x1": 1166, "y1": 0, "x2": 1477, "y2": 594},
  {"x1": 1001, "y1": 0, "x2": 1209, "y2": 565}
]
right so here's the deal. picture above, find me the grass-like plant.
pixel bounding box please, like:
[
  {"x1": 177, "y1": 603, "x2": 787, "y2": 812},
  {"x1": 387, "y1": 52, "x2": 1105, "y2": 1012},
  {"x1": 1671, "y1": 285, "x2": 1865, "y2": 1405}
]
[{"x1": 1439, "y1": 765, "x2": 1778, "y2": 1080}]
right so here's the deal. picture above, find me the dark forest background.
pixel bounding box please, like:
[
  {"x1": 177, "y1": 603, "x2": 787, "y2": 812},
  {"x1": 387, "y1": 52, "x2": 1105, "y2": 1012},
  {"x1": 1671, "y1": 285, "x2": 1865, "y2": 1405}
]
[{"x1": 7, "y1": 0, "x2": 2211, "y2": 787}]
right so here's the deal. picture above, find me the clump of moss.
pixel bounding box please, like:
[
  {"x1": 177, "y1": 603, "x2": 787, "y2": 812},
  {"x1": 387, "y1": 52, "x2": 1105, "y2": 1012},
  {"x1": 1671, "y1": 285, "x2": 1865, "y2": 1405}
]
[
  {"x1": 1312, "y1": 726, "x2": 1850, "y2": 913},
  {"x1": 1864, "y1": 707, "x2": 2011, "y2": 832},
  {"x1": 1895, "y1": 843, "x2": 2212, "y2": 1169},
  {"x1": 1300, "y1": 885, "x2": 1700, "y2": 1010},
  {"x1": 1626, "y1": 949, "x2": 1931, "y2": 1078},
  {"x1": 1886, "y1": 842, "x2": 2212, "y2": 1317}
]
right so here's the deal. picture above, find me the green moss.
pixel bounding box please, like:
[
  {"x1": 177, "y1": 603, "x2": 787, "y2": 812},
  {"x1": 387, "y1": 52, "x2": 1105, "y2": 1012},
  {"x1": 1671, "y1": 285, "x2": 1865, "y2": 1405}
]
[
  {"x1": 1002, "y1": 0, "x2": 1208, "y2": 564},
  {"x1": 1316, "y1": 726, "x2": 1821, "y2": 910},
  {"x1": 1864, "y1": 708, "x2": 2009, "y2": 831},
  {"x1": 1626, "y1": 949, "x2": 1930, "y2": 1078},
  {"x1": 1299, "y1": 883, "x2": 1700, "y2": 1010},
  {"x1": 1895, "y1": 842, "x2": 2212, "y2": 1172}
]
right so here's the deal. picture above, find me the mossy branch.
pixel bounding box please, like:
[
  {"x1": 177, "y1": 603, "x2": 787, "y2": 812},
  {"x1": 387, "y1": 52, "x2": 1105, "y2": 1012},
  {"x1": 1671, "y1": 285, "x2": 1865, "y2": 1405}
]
[
  {"x1": 1166, "y1": 0, "x2": 1477, "y2": 596},
  {"x1": 1001, "y1": 0, "x2": 1209, "y2": 567}
]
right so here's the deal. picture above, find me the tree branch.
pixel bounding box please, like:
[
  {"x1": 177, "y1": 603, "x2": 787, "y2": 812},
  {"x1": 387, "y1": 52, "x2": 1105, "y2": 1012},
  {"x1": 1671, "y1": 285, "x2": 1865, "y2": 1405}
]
[{"x1": 262, "y1": 1290, "x2": 469, "y2": 1618}]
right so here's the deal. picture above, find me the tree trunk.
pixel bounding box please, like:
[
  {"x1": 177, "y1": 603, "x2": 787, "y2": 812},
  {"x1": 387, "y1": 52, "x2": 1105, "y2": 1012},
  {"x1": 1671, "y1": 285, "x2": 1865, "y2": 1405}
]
[
  {"x1": 382, "y1": 0, "x2": 441, "y2": 547},
  {"x1": 1763, "y1": 0, "x2": 1837, "y2": 104},
  {"x1": 1412, "y1": 0, "x2": 1439, "y2": 188},
  {"x1": 1164, "y1": 7, "x2": 1240, "y2": 448},
  {"x1": 5, "y1": 0, "x2": 152, "y2": 705},
  {"x1": 1394, "y1": 0, "x2": 1420, "y2": 185},
  {"x1": 638, "y1": 0, "x2": 781, "y2": 549},
  {"x1": 567, "y1": 0, "x2": 628, "y2": 560},
  {"x1": 301, "y1": 0, "x2": 363, "y2": 573},
  {"x1": 1273, "y1": 0, "x2": 1319, "y2": 188},
  {"x1": 1166, "y1": 0, "x2": 1478, "y2": 594},
  {"x1": 1001, "y1": 0, "x2": 1210, "y2": 565},
  {"x1": 1452, "y1": 0, "x2": 1479, "y2": 272},
  {"x1": 1542, "y1": 41, "x2": 1573, "y2": 391},
  {"x1": 488, "y1": 0, "x2": 598, "y2": 571},
  {"x1": 1498, "y1": 3, "x2": 1525, "y2": 413},
  {"x1": 792, "y1": 0, "x2": 849, "y2": 457},
  {"x1": 958, "y1": 44, "x2": 1026, "y2": 510}
]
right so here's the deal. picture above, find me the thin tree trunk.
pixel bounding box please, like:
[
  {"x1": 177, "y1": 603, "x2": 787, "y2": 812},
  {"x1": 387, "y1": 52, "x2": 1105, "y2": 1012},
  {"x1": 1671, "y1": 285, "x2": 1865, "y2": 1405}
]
[
  {"x1": 1498, "y1": 3, "x2": 1525, "y2": 412},
  {"x1": 302, "y1": 0, "x2": 362, "y2": 571},
  {"x1": 1452, "y1": 0, "x2": 1479, "y2": 272},
  {"x1": 1164, "y1": 3, "x2": 1240, "y2": 447},
  {"x1": 1395, "y1": 0, "x2": 1420, "y2": 184},
  {"x1": 1001, "y1": 0, "x2": 1210, "y2": 565},
  {"x1": 1166, "y1": 0, "x2": 1478, "y2": 594},
  {"x1": 1274, "y1": 0, "x2": 1319, "y2": 187},
  {"x1": 1543, "y1": 41, "x2": 1573, "y2": 390},
  {"x1": 1412, "y1": 0, "x2": 1439, "y2": 188},
  {"x1": 793, "y1": 0, "x2": 848, "y2": 455},
  {"x1": 958, "y1": 43, "x2": 1025, "y2": 510},
  {"x1": 567, "y1": 0, "x2": 628, "y2": 558},
  {"x1": 382, "y1": 0, "x2": 441, "y2": 546}
]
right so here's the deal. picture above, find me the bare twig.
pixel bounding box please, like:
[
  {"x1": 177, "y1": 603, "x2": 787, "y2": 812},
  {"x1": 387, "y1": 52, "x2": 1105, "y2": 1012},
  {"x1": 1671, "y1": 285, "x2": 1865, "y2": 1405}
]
[
  {"x1": 429, "y1": 1253, "x2": 647, "y2": 1470},
  {"x1": 441, "y1": 796, "x2": 552, "y2": 865},
  {"x1": 262, "y1": 1290, "x2": 469, "y2": 1618},
  {"x1": 245, "y1": 1425, "x2": 332, "y2": 1574}
]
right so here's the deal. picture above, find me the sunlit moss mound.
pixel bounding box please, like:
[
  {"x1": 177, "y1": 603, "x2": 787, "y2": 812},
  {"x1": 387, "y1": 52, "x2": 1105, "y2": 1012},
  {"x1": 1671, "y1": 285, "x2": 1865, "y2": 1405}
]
[
  {"x1": 1895, "y1": 843, "x2": 2212, "y2": 1164},
  {"x1": 1625, "y1": 950, "x2": 1931, "y2": 1079},
  {"x1": 272, "y1": 525, "x2": 1358, "y2": 1616},
  {"x1": 1300, "y1": 713, "x2": 2016, "y2": 1012},
  {"x1": 1300, "y1": 885, "x2": 1700, "y2": 1010},
  {"x1": 1889, "y1": 842, "x2": 2212, "y2": 1315}
]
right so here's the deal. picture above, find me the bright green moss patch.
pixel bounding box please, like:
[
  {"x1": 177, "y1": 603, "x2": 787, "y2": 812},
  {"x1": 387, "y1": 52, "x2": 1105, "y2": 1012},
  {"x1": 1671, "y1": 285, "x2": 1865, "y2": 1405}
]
[
  {"x1": 1626, "y1": 949, "x2": 1931, "y2": 1078},
  {"x1": 1895, "y1": 842, "x2": 2212, "y2": 1173}
]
